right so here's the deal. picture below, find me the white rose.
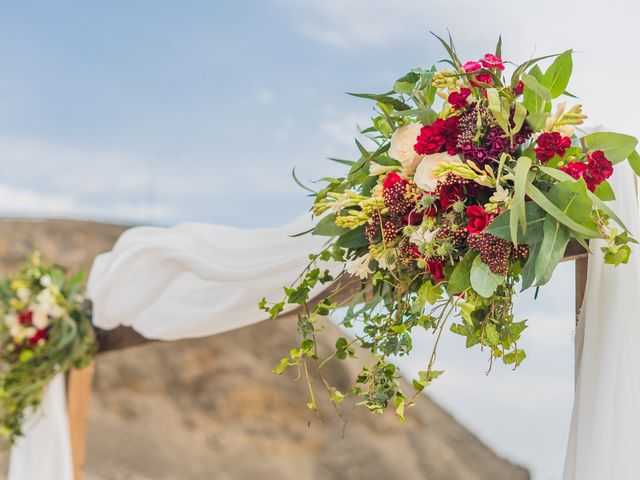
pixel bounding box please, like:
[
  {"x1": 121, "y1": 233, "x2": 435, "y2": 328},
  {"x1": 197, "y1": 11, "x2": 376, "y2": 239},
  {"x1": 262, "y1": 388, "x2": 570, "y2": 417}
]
[
  {"x1": 414, "y1": 153, "x2": 462, "y2": 191},
  {"x1": 389, "y1": 123, "x2": 424, "y2": 175}
]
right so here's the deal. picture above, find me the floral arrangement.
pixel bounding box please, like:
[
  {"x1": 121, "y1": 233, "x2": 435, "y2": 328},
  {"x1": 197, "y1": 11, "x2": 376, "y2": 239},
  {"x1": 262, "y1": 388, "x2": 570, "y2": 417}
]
[
  {"x1": 0, "y1": 254, "x2": 95, "y2": 441},
  {"x1": 261, "y1": 33, "x2": 640, "y2": 420}
]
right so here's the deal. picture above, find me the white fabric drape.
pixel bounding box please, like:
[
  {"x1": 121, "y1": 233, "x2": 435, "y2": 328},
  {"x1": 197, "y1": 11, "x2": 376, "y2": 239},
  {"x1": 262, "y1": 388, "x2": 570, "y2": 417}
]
[
  {"x1": 88, "y1": 215, "x2": 335, "y2": 340},
  {"x1": 8, "y1": 374, "x2": 73, "y2": 480},
  {"x1": 563, "y1": 162, "x2": 640, "y2": 479}
]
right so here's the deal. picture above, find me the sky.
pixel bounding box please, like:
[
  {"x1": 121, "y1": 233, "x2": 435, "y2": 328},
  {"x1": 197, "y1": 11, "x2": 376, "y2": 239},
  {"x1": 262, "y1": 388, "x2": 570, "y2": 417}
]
[{"x1": 0, "y1": 1, "x2": 638, "y2": 478}]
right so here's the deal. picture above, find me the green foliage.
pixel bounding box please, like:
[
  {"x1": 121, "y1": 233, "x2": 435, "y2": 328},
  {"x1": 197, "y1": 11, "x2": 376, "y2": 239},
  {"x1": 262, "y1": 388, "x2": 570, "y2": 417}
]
[
  {"x1": 470, "y1": 256, "x2": 506, "y2": 297},
  {"x1": 541, "y1": 50, "x2": 573, "y2": 98},
  {"x1": 583, "y1": 132, "x2": 638, "y2": 164},
  {"x1": 0, "y1": 254, "x2": 96, "y2": 442},
  {"x1": 534, "y1": 216, "x2": 570, "y2": 286}
]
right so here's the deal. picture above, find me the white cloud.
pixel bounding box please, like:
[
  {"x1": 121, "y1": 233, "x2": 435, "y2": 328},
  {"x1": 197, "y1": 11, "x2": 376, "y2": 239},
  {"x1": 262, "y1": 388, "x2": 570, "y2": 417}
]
[{"x1": 319, "y1": 111, "x2": 371, "y2": 147}]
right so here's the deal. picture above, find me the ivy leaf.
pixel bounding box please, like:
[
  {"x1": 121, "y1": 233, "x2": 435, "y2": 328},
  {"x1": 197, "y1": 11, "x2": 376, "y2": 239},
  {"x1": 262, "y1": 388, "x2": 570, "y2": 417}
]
[
  {"x1": 470, "y1": 255, "x2": 506, "y2": 298},
  {"x1": 534, "y1": 215, "x2": 570, "y2": 286},
  {"x1": 485, "y1": 324, "x2": 500, "y2": 347},
  {"x1": 583, "y1": 132, "x2": 639, "y2": 164},
  {"x1": 504, "y1": 350, "x2": 527, "y2": 366}
]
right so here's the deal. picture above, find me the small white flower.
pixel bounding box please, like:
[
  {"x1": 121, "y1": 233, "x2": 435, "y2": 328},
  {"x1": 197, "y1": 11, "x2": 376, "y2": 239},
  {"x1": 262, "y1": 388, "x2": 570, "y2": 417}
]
[
  {"x1": 4, "y1": 314, "x2": 19, "y2": 330},
  {"x1": 40, "y1": 275, "x2": 52, "y2": 288},
  {"x1": 36, "y1": 289, "x2": 56, "y2": 308},
  {"x1": 31, "y1": 305, "x2": 50, "y2": 330},
  {"x1": 410, "y1": 227, "x2": 439, "y2": 247},
  {"x1": 377, "y1": 252, "x2": 396, "y2": 271},
  {"x1": 389, "y1": 123, "x2": 425, "y2": 175},
  {"x1": 345, "y1": 254, "x2": 372, "y2": 280},
  {"x1": 414, "y1": 153, "x2": 462, "y2": 191},
  {"x1": 17, "y1": 288, "x2": 30, "y2": 303}
]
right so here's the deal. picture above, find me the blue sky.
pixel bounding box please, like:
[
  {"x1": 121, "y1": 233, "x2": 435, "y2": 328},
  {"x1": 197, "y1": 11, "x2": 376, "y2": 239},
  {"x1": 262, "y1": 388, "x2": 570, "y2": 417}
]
[{"x1": 0, "y1": 1, "x2": 637, "y2": 479}]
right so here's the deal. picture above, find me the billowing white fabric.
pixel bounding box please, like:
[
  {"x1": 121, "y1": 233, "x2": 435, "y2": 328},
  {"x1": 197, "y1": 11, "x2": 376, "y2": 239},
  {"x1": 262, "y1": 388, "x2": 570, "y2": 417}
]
[
  {"x1": 563, "y1": 162, "x2": 640, "y2": 479},
  {"x1": 88, "y1": 215, "x2": 336, "y2": 339},
  {"x1": 8, "y1": 374, "x2": 73, "y2": 480}
]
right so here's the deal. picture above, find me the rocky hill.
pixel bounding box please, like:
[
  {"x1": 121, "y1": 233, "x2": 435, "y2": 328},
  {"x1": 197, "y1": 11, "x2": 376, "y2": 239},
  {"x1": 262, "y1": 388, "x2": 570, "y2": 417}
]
[{"x1": 0, "y1": 219, "x2": 529, "y2": 480}]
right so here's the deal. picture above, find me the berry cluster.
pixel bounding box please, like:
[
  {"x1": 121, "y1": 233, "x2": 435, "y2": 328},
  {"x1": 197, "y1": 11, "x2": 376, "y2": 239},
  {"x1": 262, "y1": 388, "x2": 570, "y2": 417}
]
[{"x1": 467, "y1": 233, "x2": 529, "y2": 275}]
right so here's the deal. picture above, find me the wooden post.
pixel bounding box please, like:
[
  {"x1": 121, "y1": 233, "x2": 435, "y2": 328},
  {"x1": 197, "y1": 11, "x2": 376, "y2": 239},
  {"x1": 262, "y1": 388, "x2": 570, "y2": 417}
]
[{"x1": 66, "y1": 362, "x2": 94, "y2": 480}]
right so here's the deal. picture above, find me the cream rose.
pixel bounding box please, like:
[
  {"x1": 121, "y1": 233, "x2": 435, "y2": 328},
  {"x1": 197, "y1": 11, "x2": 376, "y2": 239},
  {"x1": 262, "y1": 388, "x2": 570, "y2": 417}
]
[
  {"x1": 389, "y1": 123, "x2": 424, "y2": 175},
  {"x1": 414, "y1": 153, "x2": 462, "y2": 191}
]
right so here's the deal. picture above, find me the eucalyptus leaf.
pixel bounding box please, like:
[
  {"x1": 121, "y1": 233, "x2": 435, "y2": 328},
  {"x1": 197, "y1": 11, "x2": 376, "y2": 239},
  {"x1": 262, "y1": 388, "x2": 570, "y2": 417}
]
[
  {"x1": 541, "y1": 50, "x2": 573, "y2": 98},
  {"x1": 485, "y1": 202, "x2": 545, "y2": 243},
  {"x1": 521, "y1": 242, "x2": 541, "y2": 291},
  {"x1": 521, "y1": 72, "x2": 552, "y2": 101},
  {"x1": 525, "y1": 183, "x2": 600, "y2": 238},
  {"x1": 511, "y1": 156, "x2": 533, "y2": 244},
  {"x1": 583, "y1": 132, "x2": 638, "y2": 163},
  {"x1": 534, "y1": 215, "x2": 570, "y2": 286}
]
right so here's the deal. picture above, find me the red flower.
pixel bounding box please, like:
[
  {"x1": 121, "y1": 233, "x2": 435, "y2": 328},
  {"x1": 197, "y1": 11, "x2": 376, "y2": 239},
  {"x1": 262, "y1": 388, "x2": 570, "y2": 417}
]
[
  {"x1": 534, "y1": 132, "x2": 572, "y2": 163},
  {"x1": 561, "y1": 161, "x2": 588, "y2": 180},
  {"x1": 28, "y1": 328, "x2": 48, "y2": 346},
  {"x1": 426, "y1": 258, "x2": 445, "y2": 283},
  {"x1": 587, "y1": 150, "x2": 613, "y2": 184},
  {"x1": 480, "y1": 53, "x2": 505, "y2": 71},
  {"x1": 382, "y1": 172, "x2": 407, "y2": 191},
  {"x1": 439, "y1": 183, "x2": 465, "y2": 210},
  {"x1": 414, "y1": 117, "x2": 460, "y2": 156},
  {"x1": 402, "y1": 210, "x2": 424, "y2": 226},
  {"x1": 462, "y1": 61, "x2": 482, "y2": 72},
  {"x1": 473, "y1": 73, "x2": 493, "y2": 86},
  {"x1": 466, "y1": 205, "x2": 490, "y2": 234},
  {"x1": 513, "y1": 80, "x2": 524, "y2": 96},
  {"x1": 448, "y1": 88, "x2": 472, "y2": 109},
  {"x1": 18, "y1": 311, "x2": 33, "y2": 325}
]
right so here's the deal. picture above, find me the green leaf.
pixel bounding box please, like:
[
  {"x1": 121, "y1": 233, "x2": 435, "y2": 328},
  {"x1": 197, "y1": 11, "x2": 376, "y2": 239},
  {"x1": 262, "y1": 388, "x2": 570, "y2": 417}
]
[
  {"x1": 336, "y1": 226, "x2": 368, "y2": 248},
  {"x1": 539, "y1": 165, "x2": 628, "y2": 231},
  {"x1": 534, "y1": 215, "x2": 570, "y2": 286},
  {"x1": 393, "y1": 71, "x2": 420, "y2": 94},
  {"x1": 447, "y1": 250, "x2": 478, "y2": 294},
  {"x1": 470, "y1": 255, "x2": 506, "y2": 298},
  {"x1": 628, "y1": 150, "x2": 640, "y2": 176},
  {"x1": 583, "y1": 132, "x2": 639, "y2": 164},
  {"x1": 417, "y1": 281, "x2": 443, "y2": 306},
  {"x1": 313, "y1": 214, "x2": 348, "y2": 237},
  {"x1": 504, "y1": 350, "x2": 526, "y2": 366},
  {"x1": 594, "y1": 180, "x2": 615, "y2": 201},
  {"x1": 347, "y1": 92, "x2": 411, "y2": 111},
  {"x1": 541, "y1": 50, "x2": 573, "y2": 98},
  {"x1": 546, "y1": 180, "x2": 592, "y2": 224},
  {"x1": 525, "y1": 183, "x2": 600, "y2": 238},
  {"x1": 522, "y1": 65, "x2": 546, "y2": 115},
  {"x1": 521, "y1": 242, "x2": 541, "y2": 290},
  {"x1": 485, "y1": 202, "x2": 546, "y2": 244},
  {"x1": 511, "y1": 156, "x2": 533, "y2": 244},
  {"x1": 603, "y1": 244, "x2": 631, "y2": 265},
  {"x1": 486, "y1": 88, "x2": 511, "y2": 133},
  {"x1": 485, "y1": 324, "x2": 500, "y2": 347},
  {"x1": 495, "y1": 35, "x2": 502, "y2": 58},
  {"x1": 521, "y1": 72, "x2": 551, "y2": 101}
]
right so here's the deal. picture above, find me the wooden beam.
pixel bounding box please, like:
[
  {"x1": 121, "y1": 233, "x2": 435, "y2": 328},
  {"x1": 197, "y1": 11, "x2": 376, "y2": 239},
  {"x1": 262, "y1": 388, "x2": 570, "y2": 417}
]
[{"x1": 66, "y1": 362, "x2": 94, "y2": 480}]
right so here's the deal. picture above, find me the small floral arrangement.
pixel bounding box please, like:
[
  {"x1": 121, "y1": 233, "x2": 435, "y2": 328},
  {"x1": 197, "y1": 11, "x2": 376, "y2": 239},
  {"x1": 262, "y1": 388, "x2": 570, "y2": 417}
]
[
  {"x1": 0, "y1": 253, "x2": 95, "y2": 441},
  {"x1": 261, "y1": 33, "x2": 640, "y2": 420}
]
